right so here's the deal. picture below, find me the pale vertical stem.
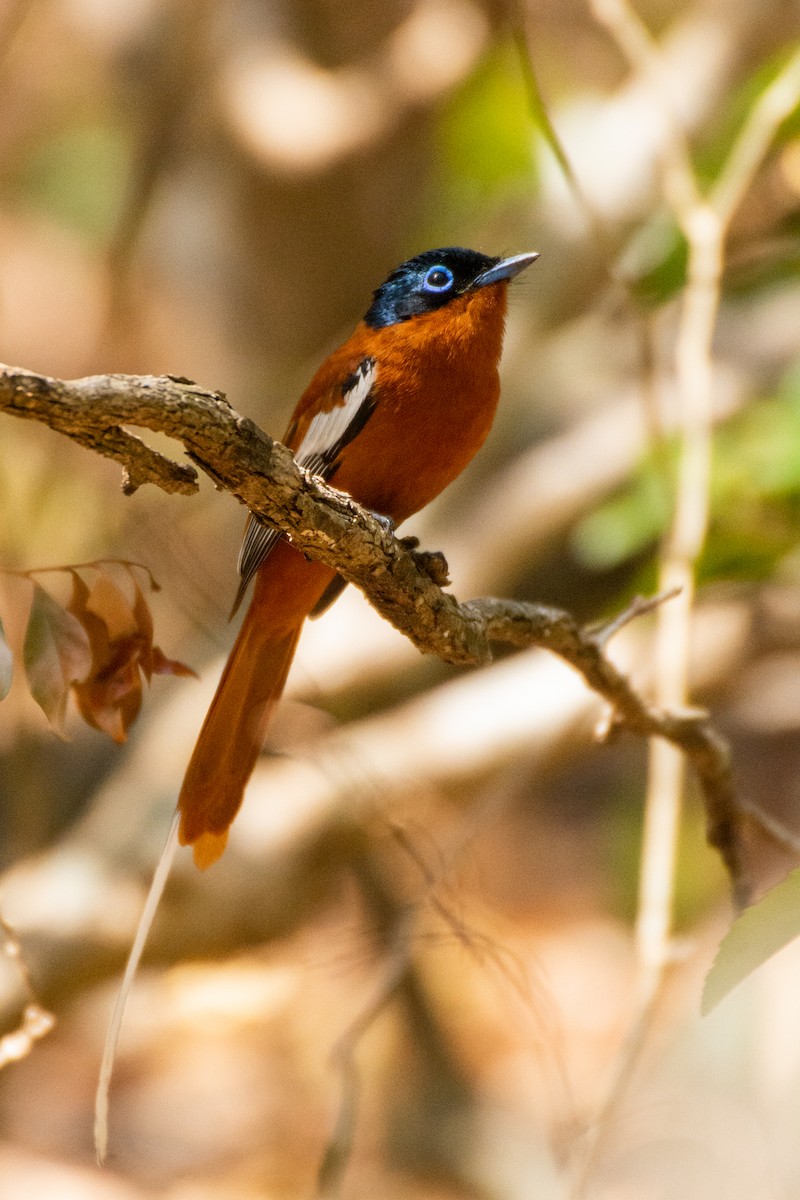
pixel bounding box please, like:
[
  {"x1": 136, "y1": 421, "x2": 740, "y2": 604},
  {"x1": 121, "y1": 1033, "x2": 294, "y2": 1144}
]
[
  {"x1": 570, "y1": 11, "x2": 800, "y2": 1195},
  {"x1": 636, "y1": 206, "x2": 723, "y2": 986},
  {"x1": 632, "y1": 45, "x2": 800, "y2": 987},
  {"x1": 571, "y1": 202, "x2": 724, "y2": 1200}
]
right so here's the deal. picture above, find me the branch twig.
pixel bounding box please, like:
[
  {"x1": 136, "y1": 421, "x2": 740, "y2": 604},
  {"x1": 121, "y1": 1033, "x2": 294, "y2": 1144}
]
[{"x1": 0, "y1": 361, "x2": 776, "y2": 897}]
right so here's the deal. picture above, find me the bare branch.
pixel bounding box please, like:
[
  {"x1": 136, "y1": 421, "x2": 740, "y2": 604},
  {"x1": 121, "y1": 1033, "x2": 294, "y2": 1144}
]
[
  {"x1": 0, "y1": 364, "x2": 527, "y2": 665},
  {"x1": 0, "y1": 367, "x2": 201, "y2": 495},
  {"x1": 589, "y1": 587, "x2": 682, "y2": 648},
  {"x1": 710, "y1": 45, "x2": 800, "y2": 227},
  {"x1": 0, "y1": 361, "x2": 781, "y2": 904}
]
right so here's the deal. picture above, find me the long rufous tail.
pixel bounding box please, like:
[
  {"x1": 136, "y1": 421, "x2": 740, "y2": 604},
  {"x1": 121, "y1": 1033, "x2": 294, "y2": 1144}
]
[
  {"x1": 97, "y1": 617, "x2": 298, "y2": 1156},
  {"x1": 178, "y1": 542, "x2": 335, "y2": 869},
  {"x1": 177, "y1": 611, "x2": 302, "y2": 868},
  {"x1": 95, "y1": 546, "x2": 335, "y2": 1160}
]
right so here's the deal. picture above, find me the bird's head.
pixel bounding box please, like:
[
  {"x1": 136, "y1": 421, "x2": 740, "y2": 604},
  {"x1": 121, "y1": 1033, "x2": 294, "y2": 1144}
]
[{"x1": 364, "y1": 246, "x2": 538, "y2": 329}]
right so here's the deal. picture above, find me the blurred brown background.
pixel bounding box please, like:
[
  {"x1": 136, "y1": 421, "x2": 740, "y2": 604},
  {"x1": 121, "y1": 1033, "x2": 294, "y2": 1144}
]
[{"x1": 1, "y1": 0, "x2": 800, "y2": 1196}]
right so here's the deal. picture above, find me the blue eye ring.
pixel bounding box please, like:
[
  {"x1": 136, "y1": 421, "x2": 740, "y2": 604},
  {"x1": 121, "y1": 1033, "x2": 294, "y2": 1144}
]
[{"x1": 423, "y1": 264, "x2": 454, "y2": 294}]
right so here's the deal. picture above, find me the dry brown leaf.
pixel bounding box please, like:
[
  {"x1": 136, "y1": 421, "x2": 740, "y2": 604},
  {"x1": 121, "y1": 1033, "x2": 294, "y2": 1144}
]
[
  {"x1": 131, "y1": 578, "x2": 196, "y2": 681},
  {"x1": 68, "y1": 569, "x2": 194, "y2": 743},
  {"x1": 23, "y1": 583, "x2": 92, "y2": 734}
]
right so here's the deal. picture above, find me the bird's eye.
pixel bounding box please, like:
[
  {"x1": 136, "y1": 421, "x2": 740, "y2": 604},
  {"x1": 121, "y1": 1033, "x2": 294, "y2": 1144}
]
[{"x1": 422, "y1": 265, "x2": 455, "y2": 293}]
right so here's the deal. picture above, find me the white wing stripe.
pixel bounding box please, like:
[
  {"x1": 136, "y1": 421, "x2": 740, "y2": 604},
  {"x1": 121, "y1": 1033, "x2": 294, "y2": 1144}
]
[
  {"x1": 231, "y1": 357, "x2": 378, "y2": 612},
  {"x1": 297, "y1": 358, "x2": 377, "y2": 468}
]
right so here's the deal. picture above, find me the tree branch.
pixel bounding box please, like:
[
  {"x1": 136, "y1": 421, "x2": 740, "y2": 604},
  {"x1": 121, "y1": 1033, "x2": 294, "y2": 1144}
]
[{"x1": 0, "y1": 362, "x2": 787, "y2": 904}]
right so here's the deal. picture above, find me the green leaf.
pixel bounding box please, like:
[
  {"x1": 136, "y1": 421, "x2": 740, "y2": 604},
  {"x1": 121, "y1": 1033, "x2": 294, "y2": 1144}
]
[
  {"x1": 695, "y1": 47, "x2": 800, "y2": 190},
  {"x1": 23, "y1": 584, "x2": 92, "y2": 734},
  {"x1": 0, "y1": 617, "x2": 12, "y2": 700},
  {"x1": 511, "y1": 29, "x2": 577, "y2": 198},
  {"x1": 439, "y1": 40, "x2": 535, "y2": 205},
  {"x1": 621, "y1": 216, "x2": 689, "y2": 308},
  {"x1": 571, "y1": 464, "x2": 670, "y2": 570},
  {"x1": 702, "y1": 867, "x2": 800, "y2": 1014}
]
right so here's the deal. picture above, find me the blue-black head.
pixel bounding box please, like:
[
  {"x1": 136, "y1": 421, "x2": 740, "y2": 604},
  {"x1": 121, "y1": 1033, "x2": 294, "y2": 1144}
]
[{"x1": 364, "y1": 247, "x2": 538, "y2": 330}]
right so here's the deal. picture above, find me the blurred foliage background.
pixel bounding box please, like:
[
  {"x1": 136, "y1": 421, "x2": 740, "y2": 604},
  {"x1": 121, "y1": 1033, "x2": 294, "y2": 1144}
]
[{"x1": 1, "y1": 0, "x2": 800, "y2": 1197}]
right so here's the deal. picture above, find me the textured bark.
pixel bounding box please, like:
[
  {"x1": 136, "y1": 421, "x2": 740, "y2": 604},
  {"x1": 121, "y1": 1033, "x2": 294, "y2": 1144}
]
[{"x1": 0, "y1": 363, "x2": 770, "y2": 903}]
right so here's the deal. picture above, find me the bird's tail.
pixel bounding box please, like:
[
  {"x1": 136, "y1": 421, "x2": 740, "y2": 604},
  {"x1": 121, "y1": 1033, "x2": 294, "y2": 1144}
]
[
  {"x1": 177, "y1": 605, "x2": 303, "y2": 869},
  {"x1": 95, "y1": 618, "x2": 300, "y2": 1158},
  {"x1": 178, "y1": 540, "x2": 335, "y2": 869},
  {"x1": 95, "y1": 619, "x2": 295, "y2": 1156},
  {"x1": 95, "y1": 545, "x2": 335, "y2": 1162},
  {"x1": 95, "y1": 810, "x2": 181, "y2": 1164}
]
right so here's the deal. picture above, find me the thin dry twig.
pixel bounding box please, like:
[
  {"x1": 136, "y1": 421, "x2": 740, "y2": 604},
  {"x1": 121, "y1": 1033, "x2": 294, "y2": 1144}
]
[
  {"x1": 589, "y1": 586, "x2": 681, "y2": 647},
  {"x1": 318, "y1": 812, "x2": 551, "y2": 1196},
  {"x1": 511, "y1": 13, "x2": 602, "y2": 241},
  {"x1": 318, "y1": 921, "x2": 411, "y2": 1197}
]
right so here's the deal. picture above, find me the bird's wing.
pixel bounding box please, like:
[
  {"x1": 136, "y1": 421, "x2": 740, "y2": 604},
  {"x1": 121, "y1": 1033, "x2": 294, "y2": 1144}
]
[
  {"x1": 231, "y1": 357, "x2": 378, "y2": 615},
  {"x1": 294, "y1": 355, "x2": 377, "y2": 476}
]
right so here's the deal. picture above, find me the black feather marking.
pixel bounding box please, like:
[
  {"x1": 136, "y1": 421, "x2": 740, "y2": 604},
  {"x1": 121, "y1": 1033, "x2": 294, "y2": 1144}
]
[
  {"x1": 230, "y1": 357, "x2": 378, "y2": 615},
  {"x1": 308, "y1": 573, "x2": 348, "y2": 618}
]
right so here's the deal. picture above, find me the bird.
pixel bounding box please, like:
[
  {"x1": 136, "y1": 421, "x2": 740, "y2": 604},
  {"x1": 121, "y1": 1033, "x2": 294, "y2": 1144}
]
[
  {"x1": 178, "y1": 245, "x2": 538, "y2": 869},
  {"x1": 95, "y1": 245, "x2": 538, "y2": 1159}
]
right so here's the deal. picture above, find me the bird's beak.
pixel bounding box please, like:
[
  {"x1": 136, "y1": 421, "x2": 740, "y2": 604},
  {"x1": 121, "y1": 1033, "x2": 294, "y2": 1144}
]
[{"x1": 473, "y1": 251, "x2": 539, "y2": 289}]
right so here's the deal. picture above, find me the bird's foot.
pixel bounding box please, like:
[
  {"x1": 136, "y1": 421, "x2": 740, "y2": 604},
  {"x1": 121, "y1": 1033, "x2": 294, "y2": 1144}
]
[{"x1": 398, "y1": 535, "x2": 451, "y2": 587}]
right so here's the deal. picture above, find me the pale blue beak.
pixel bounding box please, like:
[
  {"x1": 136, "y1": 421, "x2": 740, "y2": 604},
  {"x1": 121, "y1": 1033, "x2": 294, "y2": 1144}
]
[{"x1": 473, "y1": 251, "x2": 539, "y2": 288}]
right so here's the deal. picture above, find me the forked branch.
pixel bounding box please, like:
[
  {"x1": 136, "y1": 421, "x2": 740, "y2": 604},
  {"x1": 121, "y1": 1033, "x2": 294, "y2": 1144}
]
[{"x1": 0, "y1": 363, "x2": 785, "y2": 903}]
